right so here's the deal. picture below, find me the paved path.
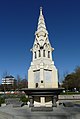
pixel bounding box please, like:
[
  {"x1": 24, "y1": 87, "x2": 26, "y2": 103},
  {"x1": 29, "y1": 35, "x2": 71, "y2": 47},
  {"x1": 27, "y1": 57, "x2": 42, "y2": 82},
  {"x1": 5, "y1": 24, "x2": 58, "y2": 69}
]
[{"x1": 0, "y1": 105, "x2": 80, "y2": 119}]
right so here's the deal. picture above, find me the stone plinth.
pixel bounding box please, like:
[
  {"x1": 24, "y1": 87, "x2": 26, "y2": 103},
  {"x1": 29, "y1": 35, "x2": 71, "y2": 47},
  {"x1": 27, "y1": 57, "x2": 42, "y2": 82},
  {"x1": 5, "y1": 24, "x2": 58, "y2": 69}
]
[{"x1": 21, "y1": 88, "x2": 63, "y2": 108}]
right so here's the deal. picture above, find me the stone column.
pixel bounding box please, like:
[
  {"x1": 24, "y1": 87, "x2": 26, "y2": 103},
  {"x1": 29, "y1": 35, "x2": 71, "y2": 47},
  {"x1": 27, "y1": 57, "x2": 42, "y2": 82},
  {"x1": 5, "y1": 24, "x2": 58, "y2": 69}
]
[
  {"x1": 40, "y1": 97, "x2": 45, "y2": 106},
  {"x1": 29, "y1": 96, "x2": 34, "y2": 107},
  {"x1": 52, "y1": 95, "x2": 57, "y2": 107}
]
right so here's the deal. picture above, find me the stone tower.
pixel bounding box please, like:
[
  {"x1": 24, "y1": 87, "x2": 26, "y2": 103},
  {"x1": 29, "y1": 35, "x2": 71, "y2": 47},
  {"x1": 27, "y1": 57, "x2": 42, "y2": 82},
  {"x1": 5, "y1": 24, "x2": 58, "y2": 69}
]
[{"x1": 28, "y1": 7, "x2": 58, "y2": 89}]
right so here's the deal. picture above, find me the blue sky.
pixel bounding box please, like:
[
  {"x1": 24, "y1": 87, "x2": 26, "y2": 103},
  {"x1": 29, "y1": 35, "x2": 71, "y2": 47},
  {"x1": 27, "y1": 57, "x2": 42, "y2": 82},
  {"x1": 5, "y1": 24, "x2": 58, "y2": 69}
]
[{"x1": 0, "y1": 0, "x2": 80, "y2": 83}]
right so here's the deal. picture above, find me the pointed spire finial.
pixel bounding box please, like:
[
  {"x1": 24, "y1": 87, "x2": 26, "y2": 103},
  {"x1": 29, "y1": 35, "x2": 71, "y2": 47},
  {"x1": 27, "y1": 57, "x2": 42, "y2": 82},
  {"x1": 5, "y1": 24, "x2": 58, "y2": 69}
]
[{"x1": 40, "y1": 7, "x2": 42, "y2": 15}]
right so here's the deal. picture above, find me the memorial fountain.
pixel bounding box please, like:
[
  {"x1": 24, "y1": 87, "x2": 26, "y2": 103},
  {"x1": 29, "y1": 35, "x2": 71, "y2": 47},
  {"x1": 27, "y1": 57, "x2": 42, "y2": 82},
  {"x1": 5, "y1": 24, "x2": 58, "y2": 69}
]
[{"x1": 22, "y1": 7, "x2": 63, "y2": 110}]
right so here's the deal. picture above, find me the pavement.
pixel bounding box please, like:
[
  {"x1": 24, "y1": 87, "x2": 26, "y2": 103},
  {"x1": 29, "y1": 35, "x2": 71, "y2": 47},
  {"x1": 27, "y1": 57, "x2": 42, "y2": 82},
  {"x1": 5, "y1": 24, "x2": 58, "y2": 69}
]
[{"x1": 0, "y1": 104, "x2": 80, "y2": 119}]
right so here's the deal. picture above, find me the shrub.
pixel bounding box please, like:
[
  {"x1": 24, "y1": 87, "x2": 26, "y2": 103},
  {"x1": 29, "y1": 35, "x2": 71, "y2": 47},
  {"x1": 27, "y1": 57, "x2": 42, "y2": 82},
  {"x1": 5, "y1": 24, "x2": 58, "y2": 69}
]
[
  {"x1": 0, "y1": 97, "x2": 5, "y2": 106},
  {"x1": 20, "y1": 95, "x2": 28, "y2": 104}
]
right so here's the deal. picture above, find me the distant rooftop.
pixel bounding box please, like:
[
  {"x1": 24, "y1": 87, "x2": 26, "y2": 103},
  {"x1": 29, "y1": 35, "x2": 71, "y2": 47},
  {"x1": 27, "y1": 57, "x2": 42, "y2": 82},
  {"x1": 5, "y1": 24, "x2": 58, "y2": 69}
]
[{"x1": 4, "y1": 75, "x2": 14, "y2": 78}]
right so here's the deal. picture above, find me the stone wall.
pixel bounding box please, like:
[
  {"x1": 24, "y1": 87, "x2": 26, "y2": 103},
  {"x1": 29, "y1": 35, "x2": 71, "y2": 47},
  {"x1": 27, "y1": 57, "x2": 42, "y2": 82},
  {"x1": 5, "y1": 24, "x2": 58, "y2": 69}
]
[{"x1": 59, "y1": 95, "x2": 80, "y2": 100}]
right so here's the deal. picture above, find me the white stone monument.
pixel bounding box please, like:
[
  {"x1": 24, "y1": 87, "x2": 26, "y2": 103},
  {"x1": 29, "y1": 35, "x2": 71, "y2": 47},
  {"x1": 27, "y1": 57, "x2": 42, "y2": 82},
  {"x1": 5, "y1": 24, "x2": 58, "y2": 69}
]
[
  {"x1": 28, "y1": 7, "x2": 58, "y2": 107},
  {"x1": 28, "y1": 7, "x2": 58, "y2": 89}
]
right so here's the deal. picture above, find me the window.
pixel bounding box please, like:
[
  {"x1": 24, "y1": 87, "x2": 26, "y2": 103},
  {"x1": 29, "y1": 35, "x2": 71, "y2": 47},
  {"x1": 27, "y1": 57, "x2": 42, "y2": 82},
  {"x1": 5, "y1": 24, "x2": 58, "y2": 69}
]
[
  {"x1": 48, "y1": 51, "x2": 50, "y2": 58},
  {"x1": 34, "y1": 52, "x2": 37, "y2": 59},
  {"x1": 34, "y1": 70, "x2": 40, "y2": 83},
  {"x1": 40, "y1": 46, "x2": 43, "y2": 49},
  {"x1": 39, "y1": 50, "x2": 41, "y2": 57},
  {"x1": 43, "y1": 50, "x2": 45, "y2": 57},
  {"x1": 44, "y1": 70, "x2": 52, "y2": 82}
]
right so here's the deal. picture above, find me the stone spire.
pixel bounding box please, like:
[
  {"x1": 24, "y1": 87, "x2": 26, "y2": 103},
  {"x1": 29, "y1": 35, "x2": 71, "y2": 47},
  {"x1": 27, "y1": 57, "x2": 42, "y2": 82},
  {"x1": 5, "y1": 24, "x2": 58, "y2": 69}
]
[
  {"x1": 40, "y1": 7, "x2": 42, "y2": 15},
  {"x1": 32, "y1": 7, "x2": 54, "y2": 61},
  {"x1": 36, "y1": 7, "x2": 48, "y2": 36}
]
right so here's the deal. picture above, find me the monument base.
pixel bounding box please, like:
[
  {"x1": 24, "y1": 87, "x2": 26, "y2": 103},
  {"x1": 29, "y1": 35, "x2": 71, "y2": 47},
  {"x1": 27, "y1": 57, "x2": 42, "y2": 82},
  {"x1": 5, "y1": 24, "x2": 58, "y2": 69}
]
[{"x1": 21, "y1": 88, "x2": 63, "y2": 108}]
